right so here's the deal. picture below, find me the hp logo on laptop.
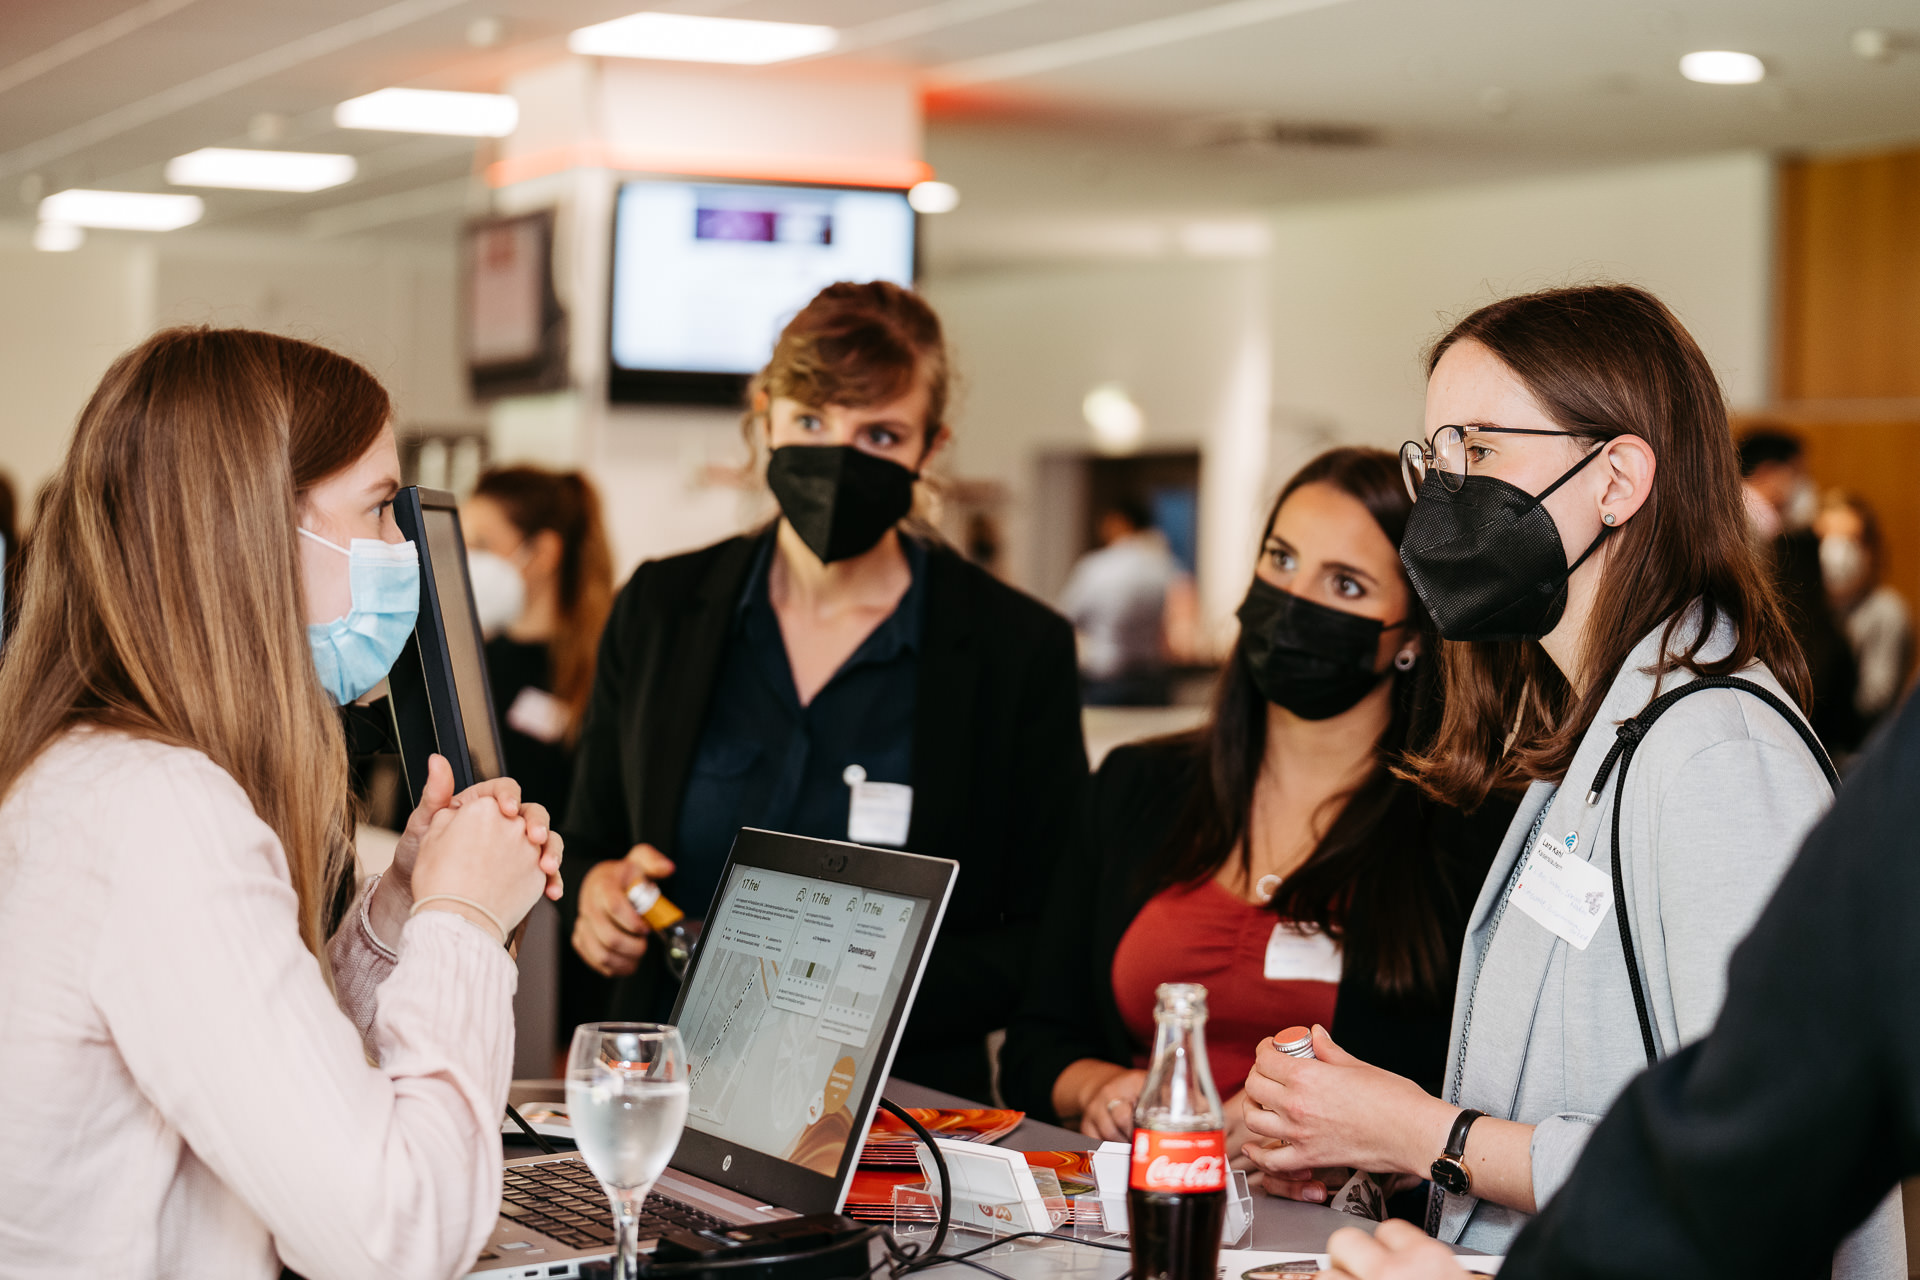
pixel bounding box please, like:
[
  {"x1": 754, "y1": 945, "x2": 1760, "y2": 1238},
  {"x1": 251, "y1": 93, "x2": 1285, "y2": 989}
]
[{"x1": 723, "y1": 1155, "x2": 732, "y2": 1171}]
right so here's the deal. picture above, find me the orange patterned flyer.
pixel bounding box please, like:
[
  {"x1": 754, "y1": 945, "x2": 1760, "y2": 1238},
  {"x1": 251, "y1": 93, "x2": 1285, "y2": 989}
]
[
  {"x1": 845, "y1": 1149, "x2": 1097, "y2": 1221},
  {"x1": 858, "y1": 1108, "x2": 1025, "y2": 1165}
]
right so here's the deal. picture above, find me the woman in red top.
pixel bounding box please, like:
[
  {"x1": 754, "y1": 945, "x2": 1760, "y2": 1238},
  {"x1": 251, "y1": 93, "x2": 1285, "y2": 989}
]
[{"x1": 1003, "y1": 448, "x2": 1512, "y2": 1206}]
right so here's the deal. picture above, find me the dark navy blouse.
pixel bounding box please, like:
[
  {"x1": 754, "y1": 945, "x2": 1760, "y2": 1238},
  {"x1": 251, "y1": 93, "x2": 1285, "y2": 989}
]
[{"x1": 667, "y1": 532, "x2": 926, "y2": 920}]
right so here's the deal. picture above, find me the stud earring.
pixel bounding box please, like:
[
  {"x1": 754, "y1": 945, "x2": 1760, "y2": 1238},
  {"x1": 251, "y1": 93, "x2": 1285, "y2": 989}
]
[
  {"x1": 1602, "y1": 512, "x2": 1618, "y2": 526},
  {"x1": 1394, "y1": 648, "x2": 1418, "y2": 671}
]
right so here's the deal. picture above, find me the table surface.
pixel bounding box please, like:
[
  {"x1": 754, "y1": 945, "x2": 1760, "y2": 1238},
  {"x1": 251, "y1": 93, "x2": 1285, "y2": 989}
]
[
  {"x1": 508, "y1": 1078, "x2": 1491, "y2": 1277},
  {"x1": 882, "y1": 1078, "x2": 1386, "y2": 1277}
]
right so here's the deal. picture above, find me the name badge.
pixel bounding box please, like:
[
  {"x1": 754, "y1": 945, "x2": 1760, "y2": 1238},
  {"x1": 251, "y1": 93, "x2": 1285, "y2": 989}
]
[
  {"x1": 1263, "y1": 924, "x2": 1343, "y2": 983},
  {"x1": 843, "y1": 764, "x2": 912, "y2": 847},
  {"x1": 506, "y1": 686, "x2": 570, "y2": 744},
  {"x1": 1509, "y1": 827, "x2": 1613, "y2": 950}
]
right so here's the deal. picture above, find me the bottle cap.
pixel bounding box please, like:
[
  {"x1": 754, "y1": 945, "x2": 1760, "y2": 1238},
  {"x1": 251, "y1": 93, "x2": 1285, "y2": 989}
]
[
  {"x1": 626, "y1": 879, "x2": 686, "y2": 932},
  {"x1": 1274, "y1": 1026, "x2": 1315, "y2": 1059}
]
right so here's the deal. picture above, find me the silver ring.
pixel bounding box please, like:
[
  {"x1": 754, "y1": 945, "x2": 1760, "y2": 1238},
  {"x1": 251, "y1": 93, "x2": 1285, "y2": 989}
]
[{"x1": 1106, "y1": 1098, "x2": 1123, "y2": 1113}]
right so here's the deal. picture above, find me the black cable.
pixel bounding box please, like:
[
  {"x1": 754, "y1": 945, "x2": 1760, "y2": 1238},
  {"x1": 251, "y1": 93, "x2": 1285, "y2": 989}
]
[
  {"x1": 942, "y1": 1231, "x2": 1132, "y2": 1262},
  {"x1": 505, "y1": 1101, "x2": 558, "y2": 1155},
  {"x1": 877, "y1": 1098, "x2": 951, "y2": 1267}
]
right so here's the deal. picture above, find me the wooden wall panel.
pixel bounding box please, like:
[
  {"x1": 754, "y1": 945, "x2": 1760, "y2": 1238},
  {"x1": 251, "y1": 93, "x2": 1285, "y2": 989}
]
[{"x1": 1777, "y1": 148, "x2": 1920, "y2": 401}]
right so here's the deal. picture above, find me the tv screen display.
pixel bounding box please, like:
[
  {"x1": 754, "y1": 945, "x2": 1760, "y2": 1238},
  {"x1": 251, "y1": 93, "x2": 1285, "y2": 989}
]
[{"x1": 608, "y1": 179, "x2": 916, "y2": 405}]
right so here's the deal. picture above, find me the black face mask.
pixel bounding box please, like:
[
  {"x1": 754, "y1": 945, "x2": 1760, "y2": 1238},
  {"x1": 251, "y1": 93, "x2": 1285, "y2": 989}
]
[
  {"x1": 1398, "y1": 446, "x2": 1611, "y2": 643},
  {"x1": 1236, "y1": 576, "x2": 1401, "y2": 721},
  {"x1": 766, "y1": 445, "x2": 917, "y2": 564}
]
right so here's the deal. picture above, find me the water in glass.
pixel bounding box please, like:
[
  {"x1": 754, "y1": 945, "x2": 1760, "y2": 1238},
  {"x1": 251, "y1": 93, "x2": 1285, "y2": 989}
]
[{"x1": 566, "y1": 1023, "x2": 689, "y2": 1280}]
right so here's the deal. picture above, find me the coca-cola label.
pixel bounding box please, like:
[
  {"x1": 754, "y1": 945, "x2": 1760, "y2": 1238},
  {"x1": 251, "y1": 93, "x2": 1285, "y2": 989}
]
[{"x1": 1128, "y1": 1129, "x2": 1227, "y2": 1192}]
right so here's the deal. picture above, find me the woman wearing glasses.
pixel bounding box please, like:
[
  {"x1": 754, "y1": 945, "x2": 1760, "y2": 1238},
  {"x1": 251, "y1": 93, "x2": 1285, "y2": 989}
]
[{"x1": 1235, "y1": 286, "x2": 1902, "y2": 1274}]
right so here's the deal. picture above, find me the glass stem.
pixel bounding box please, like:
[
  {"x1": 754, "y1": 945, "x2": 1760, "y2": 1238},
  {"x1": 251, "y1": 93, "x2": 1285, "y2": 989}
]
[{"x1": 612, "y1": 1196, "x2": 642, "y2": 1280}]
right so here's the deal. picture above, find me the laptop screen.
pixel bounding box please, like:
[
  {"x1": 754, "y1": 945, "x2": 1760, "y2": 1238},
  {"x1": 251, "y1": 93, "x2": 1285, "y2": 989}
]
[
  {"x1": 664, "y1": 830, "x2": 956, "y2": 1215},
  {"x1": 678, "y1": 862, "x2": 929, "y2": 1176}
]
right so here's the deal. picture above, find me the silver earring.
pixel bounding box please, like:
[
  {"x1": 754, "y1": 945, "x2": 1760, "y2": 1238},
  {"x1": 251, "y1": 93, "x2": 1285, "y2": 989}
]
[
  {"x1": 1602, "y1": 512, "x2": 1618, "y2": 526},
  {"x1": 1394, "y1": 648, "x2": 1417, "y2": 671}
]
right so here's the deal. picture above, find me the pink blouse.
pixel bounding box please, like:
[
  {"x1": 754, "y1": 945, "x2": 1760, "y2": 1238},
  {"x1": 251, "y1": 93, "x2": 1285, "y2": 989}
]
[{"x1": 0, "y1": 729, "x2": 518, "y2": 1278}]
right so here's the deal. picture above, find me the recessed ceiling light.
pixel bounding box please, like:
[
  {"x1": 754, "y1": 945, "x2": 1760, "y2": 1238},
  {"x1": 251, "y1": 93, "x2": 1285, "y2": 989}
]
[
  {"x1": 333, "y1": 88, "x2": 519, "y2": 137},
  {"x1": 907, "y1": 181, "x2": 960, "y2": 214},
  {"x1": 39, "y1": 189, "x2": 203, "y2": 231},
  {"x1": 568, "y1": 12, "x2": 838, "y2": 65},
  {"x1": 1679, "y1": 50, "x2": 1765, "y2": 84},
  {"x1": 33, "y1": 222, "x2": 84, "y2": 252},
  {"x1": 165, "y1": 148, "x2": 357, "y2": 192}
]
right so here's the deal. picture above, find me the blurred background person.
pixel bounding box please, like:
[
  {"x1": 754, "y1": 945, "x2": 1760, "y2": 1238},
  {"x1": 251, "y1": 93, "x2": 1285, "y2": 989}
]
[
  {"x1": 563, "y1": 281, "x2": 1087, "y2": 1100},
  {"x1": 1003, "y1": 447, "x2": 1511, "y2": 1225},
  {"x1": 463, "y1": 466, "x2": 615, "y2": 811},
  {"x1": 1816, "y1": 491, "x2": 1913, "y2": 739},
  {"x1": 1061, "y1": 495, "x2": 1178, "y2": 706},
  {"x1": 1739, "y1": 428, "x2": 1858, "y2": 748}
]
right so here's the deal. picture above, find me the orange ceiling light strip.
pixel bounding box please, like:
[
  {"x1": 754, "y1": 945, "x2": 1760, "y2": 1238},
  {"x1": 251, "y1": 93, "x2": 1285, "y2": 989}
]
[{"x1": 487, "y1": 143, "x2": 931, "y2": 190}]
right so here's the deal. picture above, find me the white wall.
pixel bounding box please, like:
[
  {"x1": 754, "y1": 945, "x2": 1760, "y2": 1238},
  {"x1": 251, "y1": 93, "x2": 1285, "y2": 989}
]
[
  {"x1": 926, "y1": 258, "x2": 1272, "y2": 636},
  {"x1": 0, "y1": 223, "x2": 477, "y2": 505},
  {"x1": 925, "y1": 150, "x2": 1775, "y2": 639},
  {"x1": 1265, "y1": 150, "x2": 1776, "y2": 450}
]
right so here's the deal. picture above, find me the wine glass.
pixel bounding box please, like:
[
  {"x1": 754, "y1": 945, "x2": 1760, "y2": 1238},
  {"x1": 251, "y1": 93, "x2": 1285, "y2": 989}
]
[{"x1": 566, "y1": 1023, "x2": 690, "y2": 1280}]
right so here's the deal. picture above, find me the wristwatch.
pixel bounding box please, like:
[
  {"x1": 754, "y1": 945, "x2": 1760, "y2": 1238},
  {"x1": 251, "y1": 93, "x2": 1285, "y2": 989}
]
[{"x1": 1429, "y1": 1109, "x2": 1484, "y2": 1197}]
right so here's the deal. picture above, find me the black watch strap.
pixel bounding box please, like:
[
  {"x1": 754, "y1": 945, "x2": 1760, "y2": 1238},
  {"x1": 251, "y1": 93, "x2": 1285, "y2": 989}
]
[{"x1": 1444, "y1": 1108, "x2": 1484, "y2": 1161}]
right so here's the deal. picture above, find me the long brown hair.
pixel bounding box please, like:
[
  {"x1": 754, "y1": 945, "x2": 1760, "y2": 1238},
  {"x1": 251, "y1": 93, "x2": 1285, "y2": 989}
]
[
  {"x1": 1403, "y1": 285, "x2": 1810, "y2": 809},
  {"x1": 1155, "y1": 448, "x2": 1455, "y2": 999},
  {"x1": 470, "y1": 466, "x2": 615, "y2": 736},
  {"x1": 0, "y1": 327, "x2": 389, "y2": 961}
]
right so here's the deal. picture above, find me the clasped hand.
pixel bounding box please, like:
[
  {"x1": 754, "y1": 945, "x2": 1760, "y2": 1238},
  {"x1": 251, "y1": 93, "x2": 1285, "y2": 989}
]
[{"x1": 371, "y1": 754, "x2": 564, "y2": 945}]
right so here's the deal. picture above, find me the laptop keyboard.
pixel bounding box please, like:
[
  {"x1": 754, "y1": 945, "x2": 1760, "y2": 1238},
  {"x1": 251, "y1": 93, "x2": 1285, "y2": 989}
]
[{"x1": 501, "y1": 1157, "x2": 732, "y2": 1253}]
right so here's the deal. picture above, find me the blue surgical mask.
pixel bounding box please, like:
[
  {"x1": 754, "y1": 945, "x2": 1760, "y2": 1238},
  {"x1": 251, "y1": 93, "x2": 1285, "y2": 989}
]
[{"x1": 300, "y1": 527, "x2": 420, "y2": 705}]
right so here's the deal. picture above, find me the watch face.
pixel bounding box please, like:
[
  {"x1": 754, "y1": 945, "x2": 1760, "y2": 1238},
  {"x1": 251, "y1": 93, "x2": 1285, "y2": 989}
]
[{"x1": 1430, "y1": 1157, "x2": 1470, "y2": 1197}]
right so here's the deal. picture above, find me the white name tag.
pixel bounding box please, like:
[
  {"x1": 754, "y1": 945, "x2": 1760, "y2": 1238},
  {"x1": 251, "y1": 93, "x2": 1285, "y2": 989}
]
[
  {"x1": 843, "y1": 764, "x2": 912, "y2": 846},
  {"x1": 505, "y1": 686, "x2": 570, "y2": 744},
  {"x1": 1509, "y1": 828, "x2": 1613, "y2": 950},
  {"x1": 1263, "y1": 924, "x2": 1343, "y2": 983}
]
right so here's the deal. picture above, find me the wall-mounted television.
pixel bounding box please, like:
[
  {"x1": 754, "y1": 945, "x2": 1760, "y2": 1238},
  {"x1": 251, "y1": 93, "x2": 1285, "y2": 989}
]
[{"x1": 608, "y1": 178, "x2": 917, "y2": 406}]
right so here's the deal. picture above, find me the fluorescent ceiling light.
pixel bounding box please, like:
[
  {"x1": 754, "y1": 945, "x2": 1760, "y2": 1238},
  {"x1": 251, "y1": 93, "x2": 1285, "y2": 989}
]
[
  {"x1": 39, "y1": 189, "x2": 203, "y2": 231},
  {"x1": 33, "y1": 222, "x2": 84, "y2": 252},
  {"x1": 568, "y1": 12, "x2": 838, "y2": 65},
  {"x1": 1679, "y1": 50, "x2": 1765, "y2": 84},
  {"x1": 334, "y1": 88, "x2": 518, "y2": 137},
  {"x1": 907, "y1": 181, "x2": 960, "y2": 214},
  {"x1": 166, "y1": 148, "x2": 357, "y2": 192}
]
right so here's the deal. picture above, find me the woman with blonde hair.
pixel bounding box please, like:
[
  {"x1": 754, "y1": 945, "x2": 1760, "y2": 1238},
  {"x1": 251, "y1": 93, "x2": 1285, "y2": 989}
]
[
  {"x1": 564, "y1": 280, "x2": 1087, "y2": 1099},
  {"x1": 0, "y1": 327, "x2": 563, "y2": 1277}
]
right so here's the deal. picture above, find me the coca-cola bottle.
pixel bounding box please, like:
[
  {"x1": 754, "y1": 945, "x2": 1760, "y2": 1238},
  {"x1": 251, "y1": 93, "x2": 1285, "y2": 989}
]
[{"x1": 1127, "y1": 982, "x2": 1226, "y2": 1280}]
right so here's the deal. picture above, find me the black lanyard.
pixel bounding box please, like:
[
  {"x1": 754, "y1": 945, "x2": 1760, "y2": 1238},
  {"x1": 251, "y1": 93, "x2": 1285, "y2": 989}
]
[{"x1": 1582, "y1": 675, "x2": 1839, "y2": 1066}]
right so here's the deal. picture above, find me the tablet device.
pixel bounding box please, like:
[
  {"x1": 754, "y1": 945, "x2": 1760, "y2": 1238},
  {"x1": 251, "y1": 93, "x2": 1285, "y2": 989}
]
[{"x1": 387, "y1": 485, "x2": 505, "y2": 806}]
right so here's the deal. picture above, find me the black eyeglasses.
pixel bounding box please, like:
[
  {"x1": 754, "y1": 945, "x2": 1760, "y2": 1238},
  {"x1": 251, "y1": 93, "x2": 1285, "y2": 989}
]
[{"x1": 1399, "y1": 425, "x2": 1585, "y2": 501}]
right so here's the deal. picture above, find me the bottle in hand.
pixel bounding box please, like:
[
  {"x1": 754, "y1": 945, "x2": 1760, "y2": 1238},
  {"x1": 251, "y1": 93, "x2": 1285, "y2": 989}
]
[
  {"x1": 625, "y1": 879, "x2": 697, "y2": 980},
  {"x1": 1128, "y1": 982, "x2": 1227, "y2": 1280}
]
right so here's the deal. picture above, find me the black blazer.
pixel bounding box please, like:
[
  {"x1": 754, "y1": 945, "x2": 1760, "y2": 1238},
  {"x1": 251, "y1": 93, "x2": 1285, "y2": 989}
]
[
  {"x1": 999, "y1": 737, "x2": 1512, "y2": 1122},
  {"x1": 563, "y1": 532, "x2": 1089, "y2": 1101}
]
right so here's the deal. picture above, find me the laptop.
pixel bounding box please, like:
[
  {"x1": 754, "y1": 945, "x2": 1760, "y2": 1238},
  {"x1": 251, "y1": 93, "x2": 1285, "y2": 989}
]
[{"x1": 467, "y1": 828, "x2": 959, "y2": 1277}]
